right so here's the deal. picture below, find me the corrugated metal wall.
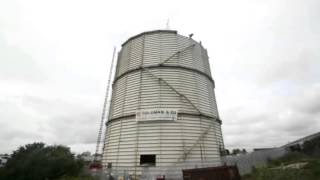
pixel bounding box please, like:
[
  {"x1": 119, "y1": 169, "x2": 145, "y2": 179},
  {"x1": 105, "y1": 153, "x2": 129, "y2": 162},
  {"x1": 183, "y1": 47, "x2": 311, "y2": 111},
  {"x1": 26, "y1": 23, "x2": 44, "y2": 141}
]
[{"x1": 103, "y1": 30, "x2": 224, "y2": 178}]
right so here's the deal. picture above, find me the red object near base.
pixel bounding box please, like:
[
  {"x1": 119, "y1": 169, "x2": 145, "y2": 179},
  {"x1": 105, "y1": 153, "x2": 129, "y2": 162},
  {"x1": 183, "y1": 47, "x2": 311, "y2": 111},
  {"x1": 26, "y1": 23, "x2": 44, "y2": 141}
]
[
  {"x1": 89, "y1": 163, "x2": 103, "y2": 171},
  {"x1": 182, "y1": 165, "x2": 241, "y2": 180},
  {"x1": 156, "y1": 175, "x2": 166, "y2": 180}
]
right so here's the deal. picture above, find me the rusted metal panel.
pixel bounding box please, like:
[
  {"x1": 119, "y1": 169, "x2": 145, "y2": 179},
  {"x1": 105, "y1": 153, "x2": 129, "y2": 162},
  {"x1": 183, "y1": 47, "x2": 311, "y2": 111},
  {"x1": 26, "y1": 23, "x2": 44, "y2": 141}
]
[{"x1": 183, "y1": 166, "x2": 241, "y2": 180}]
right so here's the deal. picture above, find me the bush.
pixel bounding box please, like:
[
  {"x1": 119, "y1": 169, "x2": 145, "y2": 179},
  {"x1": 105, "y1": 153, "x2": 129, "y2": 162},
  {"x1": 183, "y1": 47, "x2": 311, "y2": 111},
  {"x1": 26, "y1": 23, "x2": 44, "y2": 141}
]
[
  {"x1": 244, "y1": 157, "x2": 320, "y2": 180},
  {"x1": 0, "y1": 142, "x2": 86, "y2": 180},
  {"x1": 303, "y1": 159, "x2": 320, "y2": 179},
  {"x1": 302, "y1": 136, "x2": 320, "y2": 157},
  {"x1": 250, "y1": 167, "x2": 311, "y2": 180},
  {"x1": 269, "y1": 152, "x2": 307, "y2": 167},
  {"x1": 55, "y1": 175, "x2": 95, "y2": 180}
]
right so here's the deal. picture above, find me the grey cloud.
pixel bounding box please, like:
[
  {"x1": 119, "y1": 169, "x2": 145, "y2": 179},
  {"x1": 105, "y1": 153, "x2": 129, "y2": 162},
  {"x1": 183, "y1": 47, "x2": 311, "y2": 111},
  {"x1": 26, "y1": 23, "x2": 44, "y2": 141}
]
[
  {"x1": 222, "y1": 88, "x2": 320, "y2": 150},
  {"x1": 20, "y1": 95, "x2": 100, "y2": 145},
  {"x1": 0, "y1": 100, "x2": 46, "y2": 153},
  {"x1": 262, "y1": 52, "x2": 319, "y2": 84},
  {"x1": 1, "y1": 0, "x2": 320, "y2": 154},
  {"x1": 47, "y1": 114, "x2": 98, "y2": 145},
  {"x1": 0, "y1": 94, "x2": 100, "y2": 153},
  {"x1": 0, "y1": 34, "x2": 45, "y2": 82},
  {"x1": 291, "y1": 85, "x2": 320, "y2": 114}
]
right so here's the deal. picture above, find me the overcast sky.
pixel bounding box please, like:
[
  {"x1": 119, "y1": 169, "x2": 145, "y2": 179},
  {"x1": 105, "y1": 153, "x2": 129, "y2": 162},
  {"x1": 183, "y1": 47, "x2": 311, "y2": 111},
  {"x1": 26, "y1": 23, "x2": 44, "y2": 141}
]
[{"x1": 1, "y1": 0, "x2": 319, "y2": 154}]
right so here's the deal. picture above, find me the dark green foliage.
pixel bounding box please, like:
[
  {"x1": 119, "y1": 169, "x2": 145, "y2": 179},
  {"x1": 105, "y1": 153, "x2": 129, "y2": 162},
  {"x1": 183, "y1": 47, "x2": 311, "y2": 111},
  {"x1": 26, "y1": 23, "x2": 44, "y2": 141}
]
[
  {"x1": 220, "y1": 148, "x2": 230, "y2": 156},
  {"x1": 245, "y1": 167, "x2": 306, "y2": 180},
  {"x1": 303, "y1": 159, "x2": 320, "y2": 179},
  {"x1": 232, "y1": 149, "x2": 241, "y2": 155},
  {"x1": 56, "y1": 175, "x2": 95, "y2": 180},
  {"x1": 0, "y1": 142, "x2": 85, "y2": 180},
  {"x1": 244, "y1": 160, "x2": 320, "y2": 180},
  {"x1": 230, "y1": 148, "x2": 247, "y2": 155},
  {"x1": 243, "y1": 136, "x2": 320, "y2": 180},
  {"x1": 244, "y1": 152, "x2": 320, "y2": 180},
  {"x1": 269, "y1": 152, "x2": 308, "y2": 167},
  {"x1": 302, "y1": 136, "x2": 320, "y2": 157}
]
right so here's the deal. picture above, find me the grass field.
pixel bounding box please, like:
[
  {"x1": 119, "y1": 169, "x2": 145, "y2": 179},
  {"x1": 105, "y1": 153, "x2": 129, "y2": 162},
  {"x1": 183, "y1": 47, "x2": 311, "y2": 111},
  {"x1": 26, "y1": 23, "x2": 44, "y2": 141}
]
[{"x1": 243, "y1": 152, "x2": 320, "y2": 180}]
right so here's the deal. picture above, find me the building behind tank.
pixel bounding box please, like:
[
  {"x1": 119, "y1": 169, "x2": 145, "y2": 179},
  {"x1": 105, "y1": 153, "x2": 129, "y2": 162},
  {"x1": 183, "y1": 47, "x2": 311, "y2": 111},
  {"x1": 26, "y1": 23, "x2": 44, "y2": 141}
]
[{"x1": 102, "y1": 30, "x2": 224, "y2": 179}]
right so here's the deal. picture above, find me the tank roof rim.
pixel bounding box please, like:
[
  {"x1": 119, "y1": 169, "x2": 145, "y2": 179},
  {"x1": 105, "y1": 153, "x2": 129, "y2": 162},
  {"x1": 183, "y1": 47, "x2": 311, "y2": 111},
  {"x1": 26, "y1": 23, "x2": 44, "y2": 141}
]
[{"x1": 121, "y1": 30, "x2": 178, "y2": 47}]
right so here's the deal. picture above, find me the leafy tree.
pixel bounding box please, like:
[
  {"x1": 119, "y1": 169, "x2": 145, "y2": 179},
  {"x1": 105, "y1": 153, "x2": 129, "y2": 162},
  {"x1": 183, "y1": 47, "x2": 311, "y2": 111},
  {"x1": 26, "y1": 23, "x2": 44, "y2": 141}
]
[
  {"x1": 226, "y1": 149, "x2": 230, "y2": 155},
  {"x1": 219, "y1": 147, "x2": 230, "y2": 156},
  {"x1": 232, "y1": 148, "x2": 241, "y2": 155},
  {"x1": 230, "y1": 148, "x2": 247, "y2": 155},
  {"x1": 0, "y1": 142, "x2": 85, "y2": 180},
  {"x1": 224, "y1": 149, "x2": 230, "y2": 155},
  {"x1": 242, "y1": 149, "x2": 247, "y2": 154}
]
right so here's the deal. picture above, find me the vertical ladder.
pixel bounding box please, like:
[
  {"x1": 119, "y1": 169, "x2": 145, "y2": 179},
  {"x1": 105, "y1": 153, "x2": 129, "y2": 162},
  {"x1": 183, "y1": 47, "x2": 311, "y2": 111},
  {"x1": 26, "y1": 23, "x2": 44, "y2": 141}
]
[{"x1": 94, "y1": 47, "x2": 116, "y2": 163}]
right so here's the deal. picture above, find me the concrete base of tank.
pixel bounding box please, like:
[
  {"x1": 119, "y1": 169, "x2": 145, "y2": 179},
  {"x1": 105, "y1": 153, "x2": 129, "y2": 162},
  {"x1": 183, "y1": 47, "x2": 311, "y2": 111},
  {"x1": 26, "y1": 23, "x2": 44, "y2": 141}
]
[{"x1": 103, "y1": 160, "x2": 222, "y2": 180}]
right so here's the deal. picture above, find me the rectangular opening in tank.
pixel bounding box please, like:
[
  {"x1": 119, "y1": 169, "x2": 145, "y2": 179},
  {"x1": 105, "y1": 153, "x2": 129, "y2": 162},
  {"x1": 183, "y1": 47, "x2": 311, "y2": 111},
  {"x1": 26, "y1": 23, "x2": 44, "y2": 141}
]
[
  {"x1": 140, "y1": 154, "x2": 156, "y2": 166},
  {"x1": 107, "y1": 162, "x2": 112, "y2": 169}
]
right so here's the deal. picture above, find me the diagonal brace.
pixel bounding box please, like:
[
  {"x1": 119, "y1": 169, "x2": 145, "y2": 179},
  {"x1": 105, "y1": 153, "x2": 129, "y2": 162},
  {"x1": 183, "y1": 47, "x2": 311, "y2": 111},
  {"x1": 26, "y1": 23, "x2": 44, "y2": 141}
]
[
  {"x1": 159, "y1": 44, "x2": 196, "y2": 65},
  {"x1": 142, "y1": 66, "x2": 202, "y2": 114}
]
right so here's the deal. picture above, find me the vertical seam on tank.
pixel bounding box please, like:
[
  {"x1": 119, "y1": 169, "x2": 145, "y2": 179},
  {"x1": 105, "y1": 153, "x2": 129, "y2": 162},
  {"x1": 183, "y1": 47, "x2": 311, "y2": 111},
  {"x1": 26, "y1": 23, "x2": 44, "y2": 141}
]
[
  {"x1": 158, "y1": 32, "x2": 162, "y2": 166},
  {"x1": 198, "y1": 44, "x2": 207, "y2": 162},
  {"x1": 192, "y1": 43, "x2": 204, "y2": 162},
  {"x1": 155, "y1": 32, "x2": 162, "y2": 166},
  {"x1": 212, "y1": 88, "x2": 221, "y2": 160},
  {"x1": 106, "y1": 50, "x2": 122, "y2": 168},
  {"x1": 134, "y1": 34, "x2": 145, "y2": 177},
  {"x1": 116, "y1": 41, "x2": 131, "y2": 169},
  {"x1": 104, "y1": 121, "x2": 112, "y2": 168},
  {"x1": 177, "y1": 35, "x2": 187, "y2": 161}
]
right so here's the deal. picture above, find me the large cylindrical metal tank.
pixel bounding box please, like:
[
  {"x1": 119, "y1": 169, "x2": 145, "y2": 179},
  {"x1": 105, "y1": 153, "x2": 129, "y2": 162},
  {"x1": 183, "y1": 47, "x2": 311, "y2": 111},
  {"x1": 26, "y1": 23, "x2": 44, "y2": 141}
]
[{"x1": 102, "y1": 30, "x2": 224, "y2": 179}]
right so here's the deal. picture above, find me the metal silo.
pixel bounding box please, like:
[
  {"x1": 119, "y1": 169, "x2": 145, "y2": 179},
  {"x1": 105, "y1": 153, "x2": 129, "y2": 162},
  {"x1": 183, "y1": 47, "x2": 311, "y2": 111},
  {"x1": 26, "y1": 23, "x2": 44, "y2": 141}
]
[{"x1": 102, "y1": 30, "x2": 224, "y2": 179}]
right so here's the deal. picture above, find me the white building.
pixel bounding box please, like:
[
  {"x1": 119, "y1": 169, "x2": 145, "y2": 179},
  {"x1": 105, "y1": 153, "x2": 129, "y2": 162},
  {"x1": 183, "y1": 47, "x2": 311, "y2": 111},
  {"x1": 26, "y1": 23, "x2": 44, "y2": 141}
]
[
  {"x1": 0, "y1": 154, "x2": 10, "y2": 168},
  {"x1": 102, "y1": 30, "x2": 224, "y2": 179}
]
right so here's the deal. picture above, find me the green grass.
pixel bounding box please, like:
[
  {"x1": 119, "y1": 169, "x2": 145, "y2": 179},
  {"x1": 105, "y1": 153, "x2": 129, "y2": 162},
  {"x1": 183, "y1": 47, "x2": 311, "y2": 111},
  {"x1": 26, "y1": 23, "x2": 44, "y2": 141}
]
[
  {"x1": 268, "y1": 152, "x2": 309, "y2": 167},
  {"x1": 243, "y1": 152, "x2": 320, "y2": 180},
  {"x1": 55, "y1": 175, "x2": 95, "y2": 180}
]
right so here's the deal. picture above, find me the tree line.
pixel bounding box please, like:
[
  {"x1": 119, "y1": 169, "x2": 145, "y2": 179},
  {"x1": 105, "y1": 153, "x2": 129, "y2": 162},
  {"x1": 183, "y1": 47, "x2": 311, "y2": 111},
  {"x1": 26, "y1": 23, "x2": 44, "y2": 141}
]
[{"x1": 0, "y1": 142, "x2": 91, "y2": 180}]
